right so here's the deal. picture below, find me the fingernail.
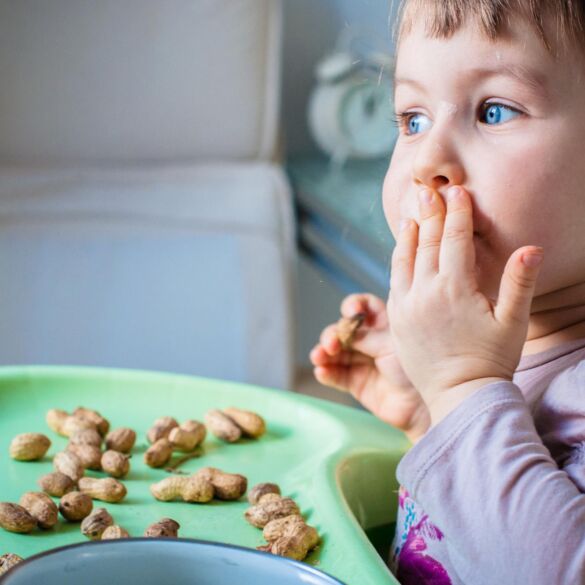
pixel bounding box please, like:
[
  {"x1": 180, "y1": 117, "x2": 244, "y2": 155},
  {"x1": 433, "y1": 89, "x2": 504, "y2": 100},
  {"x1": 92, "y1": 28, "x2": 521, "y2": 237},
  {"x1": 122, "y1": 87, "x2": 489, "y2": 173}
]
[
  {"x1": 399, "y1": 219, "x2": 411, "y2": 232},
  {"x1": 522, "y1": 251, "x2": 544, "y2": 267},
  {"x1": 447, "y1": 186, "x2": 461, "y2": 201},
  {"x1": 419, "y1": 189, "x2": 433, "y2": 204}
]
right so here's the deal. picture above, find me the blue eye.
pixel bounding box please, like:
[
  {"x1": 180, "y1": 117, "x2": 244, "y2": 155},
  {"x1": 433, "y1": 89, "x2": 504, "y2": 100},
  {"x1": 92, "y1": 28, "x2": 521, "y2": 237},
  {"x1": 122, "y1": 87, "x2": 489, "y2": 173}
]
[
  {"x1": 398, "y1": 112, "x2": 432, "y2": 135},
  {"x1": 481, "y1": 103, "x2": 520, "y2": 125}
]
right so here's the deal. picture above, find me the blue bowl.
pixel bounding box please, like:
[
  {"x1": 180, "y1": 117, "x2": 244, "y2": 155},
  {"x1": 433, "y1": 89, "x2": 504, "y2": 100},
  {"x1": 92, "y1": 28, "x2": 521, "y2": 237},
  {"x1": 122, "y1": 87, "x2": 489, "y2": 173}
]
[{"x1": 0, "y1": 539, "x2": 346, "y2": 585}]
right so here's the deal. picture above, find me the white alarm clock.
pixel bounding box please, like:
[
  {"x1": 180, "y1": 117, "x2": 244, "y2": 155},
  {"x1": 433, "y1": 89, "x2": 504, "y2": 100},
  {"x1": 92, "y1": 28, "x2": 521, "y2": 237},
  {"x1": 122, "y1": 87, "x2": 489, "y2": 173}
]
[{"x1": 308, "y1": 46, "x2": 397, "y2": 164}]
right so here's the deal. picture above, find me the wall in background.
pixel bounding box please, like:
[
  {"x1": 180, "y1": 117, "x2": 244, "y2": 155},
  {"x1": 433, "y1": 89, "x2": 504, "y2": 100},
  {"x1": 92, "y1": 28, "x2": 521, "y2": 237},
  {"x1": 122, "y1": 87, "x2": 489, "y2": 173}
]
[
  {"x1": 282, "y1": 0, "x2": 398, "y2": 156},
  {"x1": 283, "y1": 1, "x2": 398, "y2": 370}
]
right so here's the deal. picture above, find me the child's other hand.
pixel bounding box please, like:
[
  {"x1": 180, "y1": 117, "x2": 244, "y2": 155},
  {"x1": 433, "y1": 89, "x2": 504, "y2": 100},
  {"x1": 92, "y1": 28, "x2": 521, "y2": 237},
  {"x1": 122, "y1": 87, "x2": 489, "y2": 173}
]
[
  {"x1": 388, "y1": 186, "x2": 544, "y2": 426},
  {"x1": 310, "y1": 293, "x2": 430, "y2": 444}
]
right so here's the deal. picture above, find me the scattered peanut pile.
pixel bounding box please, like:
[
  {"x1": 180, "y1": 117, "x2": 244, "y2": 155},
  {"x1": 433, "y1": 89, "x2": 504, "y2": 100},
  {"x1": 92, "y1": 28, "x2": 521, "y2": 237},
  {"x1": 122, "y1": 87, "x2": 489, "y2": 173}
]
[{"x1": 1, "y1": 403, "x2": 319, "y2": 572}]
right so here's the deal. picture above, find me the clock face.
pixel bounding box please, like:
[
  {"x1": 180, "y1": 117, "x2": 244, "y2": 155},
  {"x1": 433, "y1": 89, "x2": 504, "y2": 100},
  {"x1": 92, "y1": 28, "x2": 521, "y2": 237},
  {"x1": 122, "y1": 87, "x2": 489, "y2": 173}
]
[{"x1": 340, "y1": 80, "x2": 397, "y2": 157}]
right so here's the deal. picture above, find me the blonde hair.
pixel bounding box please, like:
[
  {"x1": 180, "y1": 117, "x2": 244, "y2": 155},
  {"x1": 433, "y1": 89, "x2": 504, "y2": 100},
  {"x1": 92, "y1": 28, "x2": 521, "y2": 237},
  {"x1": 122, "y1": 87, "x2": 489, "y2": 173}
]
[{"x1": 395, "y1": 0, "x2": 585, "y2": 54}]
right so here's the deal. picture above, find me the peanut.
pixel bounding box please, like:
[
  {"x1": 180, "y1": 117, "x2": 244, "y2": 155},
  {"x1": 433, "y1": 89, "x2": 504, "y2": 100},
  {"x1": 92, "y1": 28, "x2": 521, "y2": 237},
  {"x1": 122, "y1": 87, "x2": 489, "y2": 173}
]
[
  {"x1": 263, "y1": 514, "x2": 306, "y2": 542},
  {"x1": 0, "y1": 553, "x2": 23, "y2": 576},
  {"x1": 144, "y1": 438, "x2": 173, "y2": 468},
  {"x1": 150, "y1": 476, "x2": 214, "y2": 503},
  {"x1": 101, "y1": 525, "x2": 129, "y2": 540},
  {"x1": 101, "y1": 450, "x2": 130, "y2": 478},
  {"x1": 78, "y1": 477, "x2": 127, "y2": 503},
  {"x1": 248, "y1": 482, "x2": 281, "y2": 505},
  {"x1": 147, "y1": 416, "x2": 179, "y2": 444},
  {"x1": 59, "y1": 491, "x2": 93, "y2": 522},
  {"x1": 47, "y1": 408, "x2": 102, "y2": 438},
  {"x1": 204, "y1": 410, "x2": 241, "y2": 443},
  {"x1": 244, "y1": 494, "x2": 300, "y2": 528},
  {"x1": 195, "y1": 467, "x2": 247, "y2": 501},
  {"x1": 105, "y1": 428, "x2": 136, "y2": 453},
  {"x1": 38, "y1": 471, "x2": 76, "y2": 497},
  {"x1": 144, "y1": 518, "x2": 180, "y2": 538},
  {"x1": 180, "y1": 419, "x2": 207, "y2": 439},
  {"x1": 46, "y1": 408, "x2": 69, "y2": 435},
  {"x1": 66, "y1": 443, "x2": 102, "y2": 470},
  {"x1": 69, "y1": 428, "x2": 103, "y2": 448},
  {"x1": 0, "y1": 503, "x2": 36, "y2": 533},
  {"x1": 62, "y1": 416, "x2": 99, "y2": 437},
  {"x1": 168, "y1": 420, "x2": 205, "y2": 452},
  {"x1": 223, "y1": 408, "x2": 266, "y2": 439},
  {"x1": 53, "y1": 451, "x2": 84, "y2": 482},
  {"x1": 72, "y1": 407, "x2": 110, "y2": 436},
  {"x1": 19, "y1": 492, "x2": 58, "y2": 530},
  {"x1": 9, "y1": 433, "x2": 51, "y2": 461},
  {"x1": 337, "y1": 312, "x2": 366, "y2": 349},
  {"x1": 81, "y1": 507, "x2": 114, "y2": 540},
  {"x1": 267, "y1": 519, "x2": 320, "y2": 561}
]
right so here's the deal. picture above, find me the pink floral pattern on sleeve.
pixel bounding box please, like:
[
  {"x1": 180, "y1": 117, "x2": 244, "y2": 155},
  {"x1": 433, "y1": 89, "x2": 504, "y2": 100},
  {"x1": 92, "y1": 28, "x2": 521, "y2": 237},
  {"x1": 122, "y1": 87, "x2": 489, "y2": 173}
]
[{"x1": 391, "y1": 486, "x2": 453, "y2": 585}]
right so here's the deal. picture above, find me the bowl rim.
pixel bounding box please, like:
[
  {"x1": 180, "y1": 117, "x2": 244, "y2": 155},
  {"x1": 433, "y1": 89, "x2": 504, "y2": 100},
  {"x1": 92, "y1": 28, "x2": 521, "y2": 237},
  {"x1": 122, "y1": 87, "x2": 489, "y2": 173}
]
[{"x1": 0, "y1": 537, "x2": 346, "y2": 585}]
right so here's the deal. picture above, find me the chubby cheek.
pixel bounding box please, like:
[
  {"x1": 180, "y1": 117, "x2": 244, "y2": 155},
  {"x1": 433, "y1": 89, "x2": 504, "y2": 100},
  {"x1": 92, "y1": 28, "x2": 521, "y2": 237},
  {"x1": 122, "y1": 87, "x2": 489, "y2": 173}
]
[{"x1": 382, "y1": 150, "x2": 412, "y2": 238}]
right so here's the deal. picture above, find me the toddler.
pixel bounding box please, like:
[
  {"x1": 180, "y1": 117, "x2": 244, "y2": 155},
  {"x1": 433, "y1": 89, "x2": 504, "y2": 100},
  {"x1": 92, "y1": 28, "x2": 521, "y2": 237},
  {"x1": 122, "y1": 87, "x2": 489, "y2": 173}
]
[{"x1": 311, "y1": 0, "x2": 585, "y2": 583}]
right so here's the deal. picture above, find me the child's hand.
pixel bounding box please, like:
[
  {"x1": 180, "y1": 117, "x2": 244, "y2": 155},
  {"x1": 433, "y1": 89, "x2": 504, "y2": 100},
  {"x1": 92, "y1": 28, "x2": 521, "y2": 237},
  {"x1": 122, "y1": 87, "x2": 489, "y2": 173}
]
[
  {"x1": 388, "y1": 186, "x2": 544, "y2": 426},
  {"x1": 310, "y1": 293, "x2": 431, "y2": 444}
]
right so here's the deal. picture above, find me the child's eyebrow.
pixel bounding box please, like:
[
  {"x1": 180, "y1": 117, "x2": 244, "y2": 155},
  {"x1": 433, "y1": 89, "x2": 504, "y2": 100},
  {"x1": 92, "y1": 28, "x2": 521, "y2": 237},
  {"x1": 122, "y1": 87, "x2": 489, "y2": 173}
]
[{"x1": 395, "y1": 64, "x2": 550, "y2": 100}]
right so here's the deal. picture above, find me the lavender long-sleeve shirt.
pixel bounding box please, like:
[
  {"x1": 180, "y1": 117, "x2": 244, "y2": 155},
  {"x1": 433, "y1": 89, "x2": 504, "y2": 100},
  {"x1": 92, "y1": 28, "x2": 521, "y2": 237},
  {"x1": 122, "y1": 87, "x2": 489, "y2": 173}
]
[{"x1": 389, "y1": 337, "x2": 585, "y2": 585}]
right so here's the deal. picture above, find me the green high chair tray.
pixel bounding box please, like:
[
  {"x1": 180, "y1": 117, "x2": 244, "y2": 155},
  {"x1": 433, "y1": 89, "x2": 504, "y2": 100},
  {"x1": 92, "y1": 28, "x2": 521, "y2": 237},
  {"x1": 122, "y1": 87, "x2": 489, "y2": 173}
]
[{"x1": 0, "y1": 366, "x2": 409, "y2": 585}]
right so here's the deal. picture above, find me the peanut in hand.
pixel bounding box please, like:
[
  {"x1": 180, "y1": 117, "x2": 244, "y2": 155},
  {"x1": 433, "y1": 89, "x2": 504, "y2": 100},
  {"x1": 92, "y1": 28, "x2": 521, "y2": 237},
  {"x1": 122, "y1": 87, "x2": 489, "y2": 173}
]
[{"x1": 336, "y1": 312, "x2": 366, "y2": 349}]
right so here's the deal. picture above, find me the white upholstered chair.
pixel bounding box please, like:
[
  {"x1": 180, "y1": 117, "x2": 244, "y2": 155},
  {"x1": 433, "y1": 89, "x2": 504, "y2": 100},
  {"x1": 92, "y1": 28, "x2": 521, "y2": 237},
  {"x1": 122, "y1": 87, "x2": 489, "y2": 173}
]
[{"x1": 0, "y1": 0, "x2": 295, "y2": 389}]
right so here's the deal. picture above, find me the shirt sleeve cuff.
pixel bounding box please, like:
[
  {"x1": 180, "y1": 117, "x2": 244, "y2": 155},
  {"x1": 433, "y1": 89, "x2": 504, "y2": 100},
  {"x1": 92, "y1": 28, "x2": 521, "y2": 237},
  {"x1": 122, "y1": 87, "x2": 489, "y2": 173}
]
[{"x1": 397, "y1": 380, "x2": 526, "y2": 497}]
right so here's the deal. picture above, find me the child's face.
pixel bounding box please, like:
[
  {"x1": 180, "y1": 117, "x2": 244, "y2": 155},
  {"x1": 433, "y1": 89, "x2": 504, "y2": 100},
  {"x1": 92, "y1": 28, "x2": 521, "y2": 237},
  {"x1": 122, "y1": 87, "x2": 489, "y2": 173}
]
[{"x1": 383, "y1": 16, "x2": 585, "y2": 301}]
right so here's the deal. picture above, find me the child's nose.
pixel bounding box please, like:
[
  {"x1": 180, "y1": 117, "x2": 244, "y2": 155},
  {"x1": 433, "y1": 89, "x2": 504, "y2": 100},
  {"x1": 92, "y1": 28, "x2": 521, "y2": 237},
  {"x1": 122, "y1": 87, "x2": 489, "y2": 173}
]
[{"x1": 412, "y1": 136, "x2": 465, "y2": 192}]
